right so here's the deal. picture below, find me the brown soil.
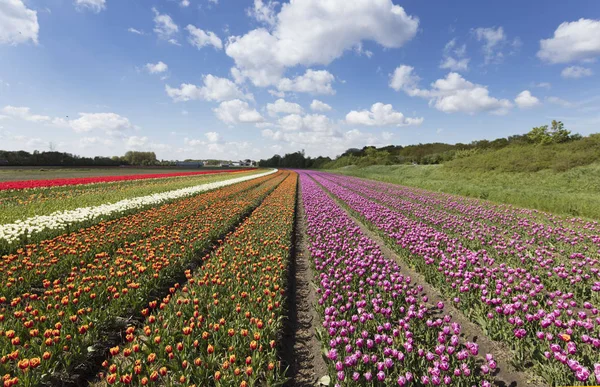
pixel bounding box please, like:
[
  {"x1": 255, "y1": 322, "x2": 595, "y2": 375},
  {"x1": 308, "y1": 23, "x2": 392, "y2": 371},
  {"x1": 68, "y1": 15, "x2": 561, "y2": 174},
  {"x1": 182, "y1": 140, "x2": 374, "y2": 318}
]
[
  {"x1": 283, "y1": 184, "x2": 329, "y2": 387},
  {"x1": 315, "y1": 179, "x2": 546, "y2": 387}
]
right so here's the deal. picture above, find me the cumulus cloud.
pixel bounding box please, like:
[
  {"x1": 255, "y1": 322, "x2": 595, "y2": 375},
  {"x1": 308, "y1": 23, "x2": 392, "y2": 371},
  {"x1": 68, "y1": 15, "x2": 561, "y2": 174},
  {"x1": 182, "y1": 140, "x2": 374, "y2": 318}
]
[
  {"x1": 226, "y1": 0, "x2": 419, "y2": 86},
  {"x1": 248, "y1": 0, "x2": 278, "y2": 27},
  {"x1": 0, "y1": 0, "x2": 39, "y2": 45},
  {"x1": 561, "y1": 65, "x2": 593, "y2": 79},
  {"x1": 205, "y1": 131, "x2": 220, "y2": 143},
  {"x1": 166, "y1": 75, "x2": 252, "y2": 102},
  {"x1": 266, "y1": 99, "x2": 303, "y2": 117},
  {"x1": 2, "y1": 106, "x2": 137, "y2": 136},
  {"x1": 213, "y1": 99, "x2": 264, "y2": 125},
  {"x1": 1, "y1": 106, "x2": 51, "y2": 122},
  {"x1": 186, "y1": 25, "x2": 222, "y2": 50},
  {"x1": 180, "y1": 0, "x2": 190, "y2": 7},
  {"x1": 389, "y1": 65, "x2": 421, "y2": 94},
  {"x1": 261, "y1": 112, "x2": 390, "y2": 157},
  {"x1": 310, "y1": 99, "x2": 332, "y2": 112},
  {"x1": 146, "y1": 61, "x2": 168, "y2": 74},
  {"x1": 69, "y1": 113, "x2": 134, "y2": 135},
  {"x1": 390, "y1": 66, "x2": 513, "y2": 115},
  {"x1": 277, "y1": 69, "x2": 335, "y2": 95},
  {"x1": 79, "y1": 136, "x2": 113, "y2": 148},
  {"x1": 440, "y1": 38, "x2": 469, "y2": 71},
  {"x1": 152, "y1": 7, "x2": 179, "y2": 45},
  {"x1": 74, "y1": 0, "x2": 106, "y2": 13},
  {"x1": 538, "y1": 18, "x2": 600, "y2": 63},
  {"x1": 346, "y1": 103, "x2": 423, "y2": 127},
  {"x1": 514, "y1": 90, "x2": 541, "y2": 109}
]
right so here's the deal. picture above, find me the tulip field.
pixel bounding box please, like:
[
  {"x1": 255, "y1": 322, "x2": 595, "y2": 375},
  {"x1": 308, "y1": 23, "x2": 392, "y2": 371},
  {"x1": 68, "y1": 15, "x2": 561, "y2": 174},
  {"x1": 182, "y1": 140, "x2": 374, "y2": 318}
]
[{"x1": 1, "y1": 168, "x2": 599, "y2": 386}]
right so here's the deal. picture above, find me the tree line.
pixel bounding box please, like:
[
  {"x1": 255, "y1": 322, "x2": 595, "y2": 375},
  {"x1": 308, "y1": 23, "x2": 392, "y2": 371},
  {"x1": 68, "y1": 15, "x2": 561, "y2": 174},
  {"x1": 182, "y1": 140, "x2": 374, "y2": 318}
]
[
  {"x1": 0, "y1": 150, "x2": 171, "y2": 167},
  {"x1": 258, "y1": 120, "x2": 586, "y2": 169}
]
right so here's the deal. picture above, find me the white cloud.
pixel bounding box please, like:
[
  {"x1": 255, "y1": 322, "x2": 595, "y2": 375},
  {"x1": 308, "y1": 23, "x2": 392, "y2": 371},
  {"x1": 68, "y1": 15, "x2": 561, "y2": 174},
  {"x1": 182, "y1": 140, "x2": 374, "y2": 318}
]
[
  {"x1": 514, "y1": 90, "x2": 541, "y2": 109},
  {"x1": 440, "y1": 57, "x2": 470, "y2": 72},
  {"x1": 1, "y1": 106, "x2": 50, "y2": 122},
  {"x1": 226, "y1": 0, "x2": 418, "y2": 87},
  {"x1": 266, "y1": 99, "x2": 303, "y2": 117},
  {"x1": 126, "y1": 136, "x2": 149, "y2": 148},
  {"x1": 346, "y1": 103, "x2": 424, "y2": 126},
  {"x1": 186, "y1": 25, "x2": 222, "y2": 50},
  {"x1": 533, "y1": 82, "x2": 551, "y2": 89},
  {"x1": 390, "y1": 67, "x2": 513, "y2": 115},
  {"x1": 152, "y1": 7, "x2": 179, "y2": 44},
  {"x1": 80, "y1": 136, "x2": 113, "y2": 148},
  {"x1": 0, "y1": 0, "x2": 39, "y2": 45},
  {"x1": 473, "y1": 26, "x2": 515, "y2": 64},
  {"x1": 1, "y1": 106, "x2": 136, "y2": 136},
  {"x1": 248, "y1": 0, "x2": 278, "y2": 27},
  {"x1": 146, "y1": 61, "x2": 168, "y2": 74},
  {"x1": 538, "y1": 19, "x2": 600, "y2": 63},
  {"x1": 261, "y1": 113, "x2": 388, "y2": 157},
  {"x1": 125, "y1": 136, "x2": 171, "y2": 151},
  {"x1": 166, "y1": 75, "x2": 252, "y2": 102},
  {"x1": 268, "y1": 89, "x2": 286, "y2": 98},
  {"x1": 74, "y1": 0, "x2": 106, "y2": 13},
  {"x1": 546, "y1": 96, "x2": 573, "y2": 108},
  {"x1": 205, "y1": 131, "x2": 220, "y2": 143},
  {"x1": 561, "y1": 65, "x2": 593, "y2": 79},
  {"x1": 277, "y1": 69, "x2": 335, "y2": 95},
  {"x1": 440, "y1": 38, "x2": 469, "y2": 71},
  {"x1": 389, "y1": 65, "x2": 421, "y2": 94},
  {"x1": 69, "y1": 113, "x2": 134, "y2": 135},
  {"x1": 310, "y1": 99, "x2": 332, "y2": 112},
  {"x1": 180, "y1": 0, "x2": 190, "y2": 7},
  {"x1": 128, "y1": 27, "x2": 144, "y2": 35},
  {"x1": 382, "y1": 131, "x2": 393, "y2": 141},
  {"x1": 213, "y1": 99, "x2": 264, "y2": 125}
]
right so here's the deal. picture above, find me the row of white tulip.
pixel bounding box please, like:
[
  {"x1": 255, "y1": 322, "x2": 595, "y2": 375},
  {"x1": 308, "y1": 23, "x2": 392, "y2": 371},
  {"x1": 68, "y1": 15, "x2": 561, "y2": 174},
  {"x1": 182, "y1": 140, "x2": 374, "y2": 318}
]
[{"x1": 0, "y1": 169, "x2": 277, "y2": 245}]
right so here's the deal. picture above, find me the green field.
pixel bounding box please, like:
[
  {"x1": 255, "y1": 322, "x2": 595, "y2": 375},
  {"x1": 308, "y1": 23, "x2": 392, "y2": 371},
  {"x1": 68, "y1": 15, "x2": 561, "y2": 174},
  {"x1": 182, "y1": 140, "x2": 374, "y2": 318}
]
[
  {"x1": 0, "y1": 166, "x2": 249, "y2": 182},
  {"x1": 329, "y1": 162, "x2": 600, "y2": 220}
]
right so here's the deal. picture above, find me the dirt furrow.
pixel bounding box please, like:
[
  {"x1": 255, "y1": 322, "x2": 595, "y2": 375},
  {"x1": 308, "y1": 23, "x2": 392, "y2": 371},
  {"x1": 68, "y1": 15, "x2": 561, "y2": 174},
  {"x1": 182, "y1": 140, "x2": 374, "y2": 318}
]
[{"x1": 283, "y1": 182, "x2": 329, "y2": 387}]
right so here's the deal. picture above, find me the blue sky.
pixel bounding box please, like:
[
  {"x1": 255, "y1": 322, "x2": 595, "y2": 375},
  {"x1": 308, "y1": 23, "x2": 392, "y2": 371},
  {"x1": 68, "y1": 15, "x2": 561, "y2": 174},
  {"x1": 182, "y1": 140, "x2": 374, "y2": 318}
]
[{"x1": 0, "y1": 0, "x2": 599, "y2": 160}]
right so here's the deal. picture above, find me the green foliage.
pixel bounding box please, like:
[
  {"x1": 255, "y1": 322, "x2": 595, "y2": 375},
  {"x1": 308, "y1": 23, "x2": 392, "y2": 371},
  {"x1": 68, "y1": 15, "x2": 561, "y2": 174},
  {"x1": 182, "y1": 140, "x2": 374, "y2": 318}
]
[
  {"x1": 445, "y1": 134, "x2": 600, "y2": 173},
  {"x1": 0, "y1": 150, "x2": 174, "y2": 167},
  {"x1": 258, "y1": 150, "x2": 332, "y2": 168},
  {"x1": 122, "y1": 151, "x2": 158, "y2": 166},
  {"x1": 527, "y1": 120, "x2": 575, "y2": 145}
]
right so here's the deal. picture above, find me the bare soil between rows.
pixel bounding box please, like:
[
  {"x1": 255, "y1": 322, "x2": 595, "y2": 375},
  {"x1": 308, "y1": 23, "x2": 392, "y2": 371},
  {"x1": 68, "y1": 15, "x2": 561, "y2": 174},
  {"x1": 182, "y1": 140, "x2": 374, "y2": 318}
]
[{"x1": 282, "y1": 181, "x2": 328, "y2": 387}]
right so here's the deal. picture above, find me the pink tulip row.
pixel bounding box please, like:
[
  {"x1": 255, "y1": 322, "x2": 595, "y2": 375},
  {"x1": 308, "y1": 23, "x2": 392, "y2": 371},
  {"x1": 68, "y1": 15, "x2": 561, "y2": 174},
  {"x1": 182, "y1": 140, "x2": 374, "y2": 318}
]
[
  {"x1": 319, "y1": 173, "x2": 600, "y2": 306},
  {"x1": 299, "y1": 171, "x2": 493, "y2": 386},
  {"x1": 309, "y1": 171, "x2": 600, "y2": 385}
]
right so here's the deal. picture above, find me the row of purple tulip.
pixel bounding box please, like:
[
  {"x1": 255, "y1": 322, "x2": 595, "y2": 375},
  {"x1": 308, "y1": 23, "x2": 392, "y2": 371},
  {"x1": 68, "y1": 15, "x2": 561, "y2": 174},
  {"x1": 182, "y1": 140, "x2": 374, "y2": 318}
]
[
  {"x1": 299, "y1": 171, "x2": 493, "y2": 386},
  {"x1": 308, "y1": 171, "x2": 600, "y2": 385},
  {"x1": 319, "y1": 173, "x2": 599, "y2": 306}
]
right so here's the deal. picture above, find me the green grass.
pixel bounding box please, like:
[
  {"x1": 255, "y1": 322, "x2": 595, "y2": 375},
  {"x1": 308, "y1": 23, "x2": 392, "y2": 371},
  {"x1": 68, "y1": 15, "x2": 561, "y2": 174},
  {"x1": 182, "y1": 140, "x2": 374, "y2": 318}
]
[
  {"x1": 0, "y1": 170, "x2": 263, "y2": 224},
  {"x1": 329, "y1": 163, "x2": 600, "y2": 220}
]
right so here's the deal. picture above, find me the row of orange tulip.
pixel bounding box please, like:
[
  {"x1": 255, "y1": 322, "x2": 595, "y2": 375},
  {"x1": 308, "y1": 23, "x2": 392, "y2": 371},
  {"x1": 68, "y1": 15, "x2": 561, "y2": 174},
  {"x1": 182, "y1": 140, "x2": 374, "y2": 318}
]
[
  {"x1": 1, "y1": 172, "x2": 277, "y2": 301},
  {"x1": 0, "y1": 172, "x2": 286, "y2": 386},
  {"x1": 98, "y1": 171, "x2": 297, "y2": 386}
]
